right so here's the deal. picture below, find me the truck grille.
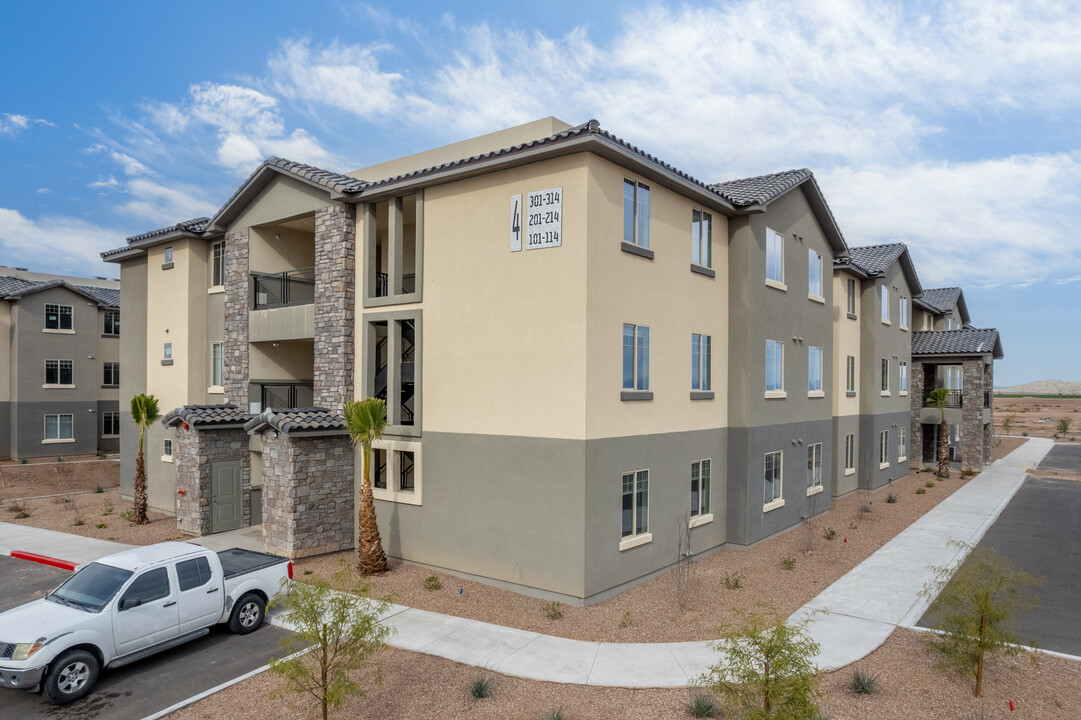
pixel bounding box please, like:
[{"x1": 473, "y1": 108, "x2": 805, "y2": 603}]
[{"x1": 0, "y1": 643, "x2": 13, "y2": 660}]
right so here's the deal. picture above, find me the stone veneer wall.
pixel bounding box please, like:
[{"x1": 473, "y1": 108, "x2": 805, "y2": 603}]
[
  {"x1": 961, "y1": 357, "x2": 988, "y2": 470},
  {"x1": 910, "y1": 360, "x2": 928, "y2": 465},
  {"x1": 260, "y1": 432, "x2": 354, "y2": 559},
  {"x1": 313, "y1": 204, "x2": 356, "y2": 410},
  {"x1": 175, "y1": 425, "x2": 252, "y2": 535},
  {"x1": 224, "y1": 227, "x2": 250, "y2": 408}
]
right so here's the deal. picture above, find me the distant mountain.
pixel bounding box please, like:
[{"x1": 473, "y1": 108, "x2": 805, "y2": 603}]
[{"x1": 995, "y1": 379, "x2": 1081, "y2": 395}]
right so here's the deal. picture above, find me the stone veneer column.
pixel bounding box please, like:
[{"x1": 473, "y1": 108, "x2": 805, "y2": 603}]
[
  {"x1": 983, "y1": 361, "x2": 995, "y2": 464},
  {"x1": 961, "y1": 358, "x2": 986, "y2": 471},
  {"x1": 313, "y1": 204, "x2": 356, "y2": 411},
  {"x1": 175, "y1": 426, "x2": 251, "y2": 536},
  {"x1": 260, "y1": 433, "x2": 355, "y2": 558},
  {"x1": 223, "y1": 227, "x2": 250, "y2": 408},
  {"x1": 909, "y1": 361, "x2": 926, "y2": 466}
]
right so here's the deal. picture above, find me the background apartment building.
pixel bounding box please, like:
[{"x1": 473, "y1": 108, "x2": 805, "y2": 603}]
[
  {"x1": 0, "y1": 267, "x2": 121, "y2": 459},
  {"x1": 103, "y1": 117, "x2": 1001, "y2": 604}
]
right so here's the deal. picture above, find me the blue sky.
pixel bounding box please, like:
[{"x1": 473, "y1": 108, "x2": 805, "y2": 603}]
[{"x1": 2, "y1": 0, "x2": 1079, "y2": 386}]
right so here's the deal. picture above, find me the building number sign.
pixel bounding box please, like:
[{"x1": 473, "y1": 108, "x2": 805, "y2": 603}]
[{"x1": 511, "y1": 187, "x2": 562, "y2": 252}]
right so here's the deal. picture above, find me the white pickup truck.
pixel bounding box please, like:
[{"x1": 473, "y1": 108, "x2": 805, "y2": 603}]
[{"x1": 0, "y1": 542, "x2": 292, "y2": 705}]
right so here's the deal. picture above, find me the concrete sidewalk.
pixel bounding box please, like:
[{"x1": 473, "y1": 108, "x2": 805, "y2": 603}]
[{"x1": 0, "y1": 438, "x2": 1053, "y2": 687}]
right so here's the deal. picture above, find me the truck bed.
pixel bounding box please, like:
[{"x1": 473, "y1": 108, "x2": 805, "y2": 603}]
[{"x1": 217, "y1": 548, "x2": 288, "y2": 580}]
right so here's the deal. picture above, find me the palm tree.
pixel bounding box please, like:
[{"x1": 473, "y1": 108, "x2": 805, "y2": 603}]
[
  {"x1": 345, "y1": 398, "x2": 389, "y2": 575},
  {"x1": 130, "y1": 393, "x2": 161, "y2": 525},
  {"x1": 927, "y1": 388, "x2": 951, "y2": 479}
]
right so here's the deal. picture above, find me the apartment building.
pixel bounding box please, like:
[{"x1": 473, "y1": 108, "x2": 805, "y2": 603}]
[
  {"x1": 0, "y1": 268, "x2": 121, "y2": 459},
  {"x1": 102, "y1": 117, "x2": 1001, "y2": 604}
]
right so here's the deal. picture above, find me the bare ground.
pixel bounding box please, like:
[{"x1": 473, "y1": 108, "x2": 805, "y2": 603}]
[
  {"x1": 0, "y1": 487, "x2": 180, "y2": 545},
  {"x1": 0, "y1": 457, "x2": 120, "y2": 501},
  {"x1": 168, "y1": 627, "x2": 1081, "y2": 720},
  {"x1": 995, "y1": 395, "x2": 1081, "y2": 442}
]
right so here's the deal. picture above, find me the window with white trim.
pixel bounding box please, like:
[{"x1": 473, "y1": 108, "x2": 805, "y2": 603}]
[
  {"x1": 845, "y1": 433, "x2": 855, "y2": 471},
  {"x1": 623, "y1": 180, "x2": 650, "y2": 249},
  {"x1": 44, "y1": 359, "x2": 73, "y2": 386},
  {"x1": 102, "y1": 412, "x2": 120, "y2": 437},
  {"x1": 691, "y1": 459, "x2": 711, "y2": 518},
  {"x1": 899, "y1": 426, "x2": 907, "y2": 460},
  {"x1": 764, "y1": 450, "x2": 783, "y2": 507},
  {"x1": 163, "y1": 439, "x2": 173, "y2": 457},
  {"x1": 211, "y1": 342, "x2": 224, "y2": 387},
  {"x1": 623, "y1": 324, "x2": 650, "y2": 391},
  {"x1": 691, "y1": 209, "x2": 712, "y2": 268},
  {"x1": 846, "y1": 277, "x2": 857, "y2": 314},
  {"x1": 881, "y1": 286, "x2": 890, "y2": 322},
  {"x1": 45, "y1": 303, "x2": 73, "y2": 330},
  {"x1": 899, "y1": 361, "x2": 908, "y2": 393},
  {"x1": 846, "y1": 355, "x2": 856, "y2": 393},
  {"x1": 899, "y1": 296, "x2": 908, "y2": 328},
  {"x1": 44, "y1": 413, "x2": 73, "y2": 441},
  {"x1": 881, "y1": 358, "x2": 889, "y2": 393},
  {"x1": 879, "y1": 430, "x2": 889, "y2": 466},
  {"x1": 808, "y1": 346, "x2": 822, "y2": 393},
  {"x1": 103, "y1": 311, "x2": 120, "y2": 336},
  {"x1": 807, "y1": 443, "x2": 823, "y2": 493},
  {"x1": 103, "y1": 362, "x2": 119, "y2": 386},
  {"x1": 621, "y1": 469, "x2": 649, "y2": 539},
  {"x1": 164, "y1": 246, "x2": 173, "y2": 264},
  {"x1": 691, "y1": 333, "x2": 711, "y2": 391},
  {"x1": 211, "y1": 241, "x2": 226, "y2": 287},
  {"x1": 766, "y1": 339, "x2": 784, "y2": 393},
  {"x1": 808, "y1": 250, "x2": 822, "y2": 297},
  {"x1": 766, "y1": 228, "x2": 784, "y2": 284}
]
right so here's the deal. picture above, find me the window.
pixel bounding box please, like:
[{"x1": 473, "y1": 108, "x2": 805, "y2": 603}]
[
  {"x1": 766, "y1": 339, "x2": 784, "y2": 393},
  {"x1": 899, "y1": 426, "x2": 907, "y2": 461},
  {"x1": 845, "y1": 433, "x2": 855, "y2": 472},
  {"x1": 899, "y1": 361, "x2": 908, "y2": 393},
  {"x1": 808, "y1": 346, "x2": 823, "y2": 393},
  {"x1": 103, "y1": 362, "x2": 120, "y2": 386},
  {"x1": 120, "y1": 567, "x2": 170, "y2": 609},
  {"x1": 164, "y1": 246, "x2": 174, "y2": 264},
  {"x1": 766, "y1": 228, "x2": 784, "y2": 284},
  {"x1": 104, "y1": 311, "x2": 120, "y2": 336},
  {"x1": 45, "y1": 359, "x2": 73, "y2": 386},
  {"x1": 102, "y1": 412, "x2": 120, "y2": 436},
  {"x1": 399, "y1": 450, "x2": 415, "y2": 492},
  {"x1": 846, "y1": 278, "x2": 857, "y2": 315},
  {"x1": 44, "y1": 303, "x2": 73, "y2": 330},
  {"x1": 879, "y1": 430, "x2": 889, "y2": 467},
  {"x1": 808, "y1": 250, "x2": 822, "y2": 297},
  {"x1": 881, "y1": 286, "x2": 890, "y2": 322},
  {"x1": 211, "y1": 342, "x2": 224, "y2": 387},
  {"x1": 44, "y1": 414, "x2": 73, "y2": 441},
  {"x1": 691, "y1": 459, "x2": 711, "y2": 518},
  {"x1": 621, "y1": 469, "x2": 649, "y2": 539},
  {"x1": 211, "y1": 241, "x2": 225, "y2": 287},
  {"x1": 373, "y1": 448, "x2": 387, "y2": 489},
  {"x1": 623, "y1": 180, "x2": 650, "y2": 249},
  {"x1": 164, "y1": 342, "x2": 172, "y2": 360},
  {"x1": 764, "y1": 451, "x2": 783, "y2": 508},
  {"x1": 807, "y1": 443, "x2": 823, "y2": 494},
  {"x1": 176, "y1": 557, "x2": 212, "y2": 592},
  {"x1": 691, "y1": 209, "x2": 712, "y2": 268},
  {"x1": 371, "y1": 441, "x2": 423, "y2": 504},
  {"x1": 163, "y1": 439, "x2": 172, "y2": 457},
  {"x1": 691, "y1": 333, "x2": 711, "y2": 391},
  {"x1": 881, "y1": 358, "x2": 889, "y2": 393},
  {"x1": 846, "y1": 355, "x2": 856, "y2": 393},
  {"x1": 899, "y1": 296, "x2": 908, "y2": 328},
  {"x1": 946, "y1": 317, "x2": 954, "y2": 330},
  {"x1": 622, "y1": 324, "x2": 650, "y2": 391}
]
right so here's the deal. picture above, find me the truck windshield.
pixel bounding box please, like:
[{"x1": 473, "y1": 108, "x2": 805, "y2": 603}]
[{"x1": 49, "y1": 563, "x2": 133, "y2": 612}]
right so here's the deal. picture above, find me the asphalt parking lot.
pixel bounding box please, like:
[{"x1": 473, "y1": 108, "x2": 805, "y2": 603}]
[
  {"x1": 919, "y1": 449, "x2": 1081, "y2": 656},
  {"x1": 0, "y1": 555, "x2": 291, "y2": 720}
]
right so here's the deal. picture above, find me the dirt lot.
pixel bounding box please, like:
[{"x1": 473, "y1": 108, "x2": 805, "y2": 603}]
[
  {"x1": 0, "y1": 487, "x2": 180, "y2": 545},
  {"x1": 0, "y1": 457, "x2": 120, "y2": 501},
  {"x1": 297, "y1": 468, "x2": 975, "y2": 644},
  {"x1": 995, "y1": 394, "x2": 1081, "y2": 441},
  {"x1": 170, "y1": 627, "x2": 1081, "y2": 720}
]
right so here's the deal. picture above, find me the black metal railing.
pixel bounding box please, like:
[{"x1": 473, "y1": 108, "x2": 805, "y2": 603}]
[
  {"x1": 256, "y1": 382, "x2": 314, "y2": 411},
  {"x1": 374, "y1": 272, "x2": 416, "y2": 298},
  {"x1": 984, "y1": 390, "x2": 991, "y2": 408},
  {"x1": 251, "y1": 267, "x2": 315, "y2": 309},
  {"x1": 925, "y1": 389, "x2": 963, "y2": 408}
]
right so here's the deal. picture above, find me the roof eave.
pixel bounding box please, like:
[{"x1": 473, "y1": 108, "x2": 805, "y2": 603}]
[{"x1": 206, "y1": 163, "x2": 350, "y2": 233}]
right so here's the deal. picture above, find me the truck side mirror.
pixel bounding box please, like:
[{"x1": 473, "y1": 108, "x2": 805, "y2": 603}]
[{"x1": 120, "y1": 597, "x2": 142, "y2": 611}]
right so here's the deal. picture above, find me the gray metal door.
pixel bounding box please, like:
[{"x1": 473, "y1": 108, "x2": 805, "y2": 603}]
[{"x1": 211, "y1": 460, "x2": 242, "y2": 533}]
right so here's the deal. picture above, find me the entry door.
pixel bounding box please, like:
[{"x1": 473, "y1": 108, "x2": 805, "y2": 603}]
[{"x1": 211, "y1": 460, "x2": 243, "y2": 533}]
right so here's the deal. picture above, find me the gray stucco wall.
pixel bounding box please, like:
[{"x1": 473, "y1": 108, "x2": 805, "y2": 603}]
[
  {"x1": 0, "y1": 402, "x2": 9, "y2": 458},
  {"x1": 858, "y1": 410, "x2": 911, "y2": 489},
  {"x1": 96, "y1": 399, "x2": 120, "y2": 453},
  {"x1": 726, "y1": 419, "x2": 833, "y2": 546},
  {"x1": 119, "y1": 257, "x2": 148, "y2": 501},
  {"x1": 831, "y1": 414, "x2": 859, "y2": 497}
]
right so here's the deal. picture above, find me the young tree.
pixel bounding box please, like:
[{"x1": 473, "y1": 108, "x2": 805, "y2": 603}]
[
  {"x1": 1000, "y1": 414, "x2": 1016, "y2": 434},
  {"x1": 702, "y1": 605, "x2": 823, "y2": 720},
  {"x1": 921, "y1": 542, "x2": 1044, "y2": 697},
  {"x1": 1056, "y1": 417, "x2": 1072, "y2": 438},
  {"x1": 344, "y1": 398, "x2": 389, "y2": 575},
  {"x1": 927, "y1": 388, "x2": 952, "y2": 478},
  {"x1": 130, "y1": 394, "x2": 160, "y2": 525},
  {"x1": 269, "y1": 567, "x2": 391, "y2": 720}
]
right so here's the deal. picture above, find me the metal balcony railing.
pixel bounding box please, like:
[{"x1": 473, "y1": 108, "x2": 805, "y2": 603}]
[
  {"x1": 256, "y1": 382, "x2": 314, "y2": 411},
  {"x1": 925, "y1": 389, "x2": 963, "y2": 408},
  {"x1": 251, "y1": 267, "x2": 315, "y2": 309},
  {"x1": 374, "y1": 272, "x2": 416, "y2": 297}
]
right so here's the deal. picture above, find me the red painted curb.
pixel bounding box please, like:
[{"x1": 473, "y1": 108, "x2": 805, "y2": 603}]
[{"x1": 10, "y1": 551, "x2": 77, "y2": 572}]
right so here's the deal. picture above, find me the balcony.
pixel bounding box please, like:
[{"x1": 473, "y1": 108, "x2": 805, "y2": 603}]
[
  {"x1": 251, "y1": 382, "x2": 314, "y2": 413},
  {"x1": 925, "y1": 389, "x2": 962, "y2": 408},
  {"x1": 251, "y1": 267, "x2": 315, "y2": 310},
  {"x1": 375, "y1": 272, "x2": 415, "y2": 298}
]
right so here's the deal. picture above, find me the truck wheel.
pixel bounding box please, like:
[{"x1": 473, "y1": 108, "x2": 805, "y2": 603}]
[
  {"x1": 229, "y1": 593, "x2": 265, "y2": 634},
  {"x1": 44, "y1": 649, "x2": 99, "y2": 705}
]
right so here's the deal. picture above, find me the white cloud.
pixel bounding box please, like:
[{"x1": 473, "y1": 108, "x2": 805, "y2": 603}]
[
  {"x1": 110, "y1": 151, "x2": 152, "y2": 176},
  {"x1": 88, "y1": 176, "x2": 120, "y2": 190},
  {"x1": 0, "y1": 113, "x2": 53, "y2": 136},
  {"x1": 117, "y1": 178, "x2": 217, "y2": 224},
  {"x1": 0, "y1": 208, "x2": 122, "y2": 274},
  {"x1": 36, "y1": 188, "x2": 51, "y2": 195}
]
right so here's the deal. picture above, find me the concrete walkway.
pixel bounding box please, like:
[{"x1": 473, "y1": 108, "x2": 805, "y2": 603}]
[{"x1": 0, "y1": 438, "x2": 1053, "y2": 688}]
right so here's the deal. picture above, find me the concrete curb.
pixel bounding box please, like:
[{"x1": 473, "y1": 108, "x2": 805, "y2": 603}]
[{"x1": 9, "y1": 550, "x2": 77, "y2": 571}]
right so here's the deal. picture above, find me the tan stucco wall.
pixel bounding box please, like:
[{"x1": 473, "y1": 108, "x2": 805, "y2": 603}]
[
  {"x1": 249, "y1": 340, "x2": 314, "y2": 381},
  {"x1": 231, "y1": 175, "x2": 332, "y2": 231},
  {"x1": 249, "y1": 226, "x2": 315, "y2": 275},
  {"x1": 0, "y1": 301, "x2": 10, "y2": 402},
  {"x1": 145, "y1": 240, "x2": 207, "y2": 412},
  {"x1": 833, "y1": 271, "x2": 860, "y2": 417}
]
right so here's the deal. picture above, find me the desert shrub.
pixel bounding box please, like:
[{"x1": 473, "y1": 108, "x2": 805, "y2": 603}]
[
  {"x1": 540, "y1": 705, "x2": 566, "y2": 720},
  {"x1": 72, "y1": 512, "x2": 86, "y2": 527},
  {"x1": 469, "y1": 674, "x2": 492, "y2": 699},
  {"x1": 620, "y1": 611, "x2": 632, "y2": 628},
  {"x1": 925, "y1": 481, "x2": 936, "y2": 488},
  {"x1": 916, "y1": 487, "x2": 927, "y2": 495},
  {"x1": 781, "y1": 556, "x2": 797, "y2": 571},
  {"x1": 423, "y1": 575, "x2": 442, "y2": 591},
  {"x1": 886, "y1": 493, "x2": 898, "y2": 504},
  {"x1": 543, "y1": 601, "x2": 563, "y2": 620},
  {"x1": 96, "y1": 522, "x2": 107, "y2": 529},
  {"x1": 94, "y1": 485, "x2": 104, "y2": 493},
  {"x1": 848, "y1": 668, "x2": 878, "y2": 695},
  {"x1": 102, "y1": 503, "x2": 114, "y2": 515},
  {"x1": 686, "y1": 689, "x2": 721, "y2": 718},
  {"x1": 724, "y1": 571, "x2": 745, "y2": 589},
  {"x1": 119, "y1": 509, "x2": 135, "y2": 522},
  {"x1": 823, "y1": 528, "x2": 837, "y2": 541},
  {"x1": 20, "y1": 458, "x2": 27, "y2": 464},
  {"x1": 14, "y1": 510, "x2": 29, "y2": 519}
]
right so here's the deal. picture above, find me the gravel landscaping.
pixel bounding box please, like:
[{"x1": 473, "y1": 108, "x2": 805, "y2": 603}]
[
  {"x1": 296, "y1": 467, "x2": 975, "y2": 643},
  {"x1": 1, "y1": 487, "x2": 179, "y2": 546},
  {"x1": 0, "y1": 456, "x2": 119, "y2": 501}
]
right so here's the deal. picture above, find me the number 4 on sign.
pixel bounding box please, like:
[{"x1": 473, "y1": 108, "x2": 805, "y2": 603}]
[{"x1": 510, "y1": 194, "x2": 522, "y2": 252}]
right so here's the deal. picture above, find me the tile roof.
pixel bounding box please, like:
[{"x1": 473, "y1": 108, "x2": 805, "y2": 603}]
[
  {"x1": 265, "y1": 157, "x2": 369, "y2": 194},
  {"x1": 0, "y1": 276, "x2": 119, "y2": 306},
  {"x1": 244, "y1": 407, "x2": 348, "y2": 436},
  {"x1": 74, "y1": 284, "x2": 120, "y2": 307},
  {"x1": 920, "y1": 287, "x2": 962, "y2": 314},
  {"x1": 161, "y1": 404, "x2": 252, "y2": 429},
  {"x1": 709, "y1": 169, "x2": 813, "y2": 206},
  {"x1": 840, "y1": 243, "x2": 908, "y2": 276},
  {"x1": 125, "y1": 217, "x2": 211, "y2": 244},
  {"x1": 0, "y1": 276, "x2": 41, "y2": 297},
  {"x1": 912, "y1": 329, "x2": 1003, "y2": 358}
]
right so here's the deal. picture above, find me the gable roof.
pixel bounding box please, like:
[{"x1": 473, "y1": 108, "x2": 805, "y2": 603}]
[
  {"x1": 102, "y1": 216, "x2": 213, "y2": 261},
  {"x1": 0, "y1": 277, "x2": 118, "y2": 307},
  {"x1": 921, "y1": 287, "x2": 970, "y2": 325},
  {"x1": 73, "y1": 284, "x2": 120, "y2": 308},
  {"x1": 836, "y1": 243, "x2": 923, "y2": 296},
  {"x1": 0, "y1": 276, "x2": 40, "y2": 297},
  {"x1": 912, "y1": 328, "x2": 1003, "y2": 359},
  {"x1": 161, "y1": 404, "x2": 252, "y2": 429},
  {"x1": 709, "y1": 169, "x2": 848, "y2": 255},
  {"x1": 244, "y1": 407, "x2": 347, "y2": 437}
]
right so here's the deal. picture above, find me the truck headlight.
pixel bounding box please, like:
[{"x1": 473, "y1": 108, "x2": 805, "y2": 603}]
[{"x1": 11, "y1": 643, "x2": 43, "y2": 661}]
